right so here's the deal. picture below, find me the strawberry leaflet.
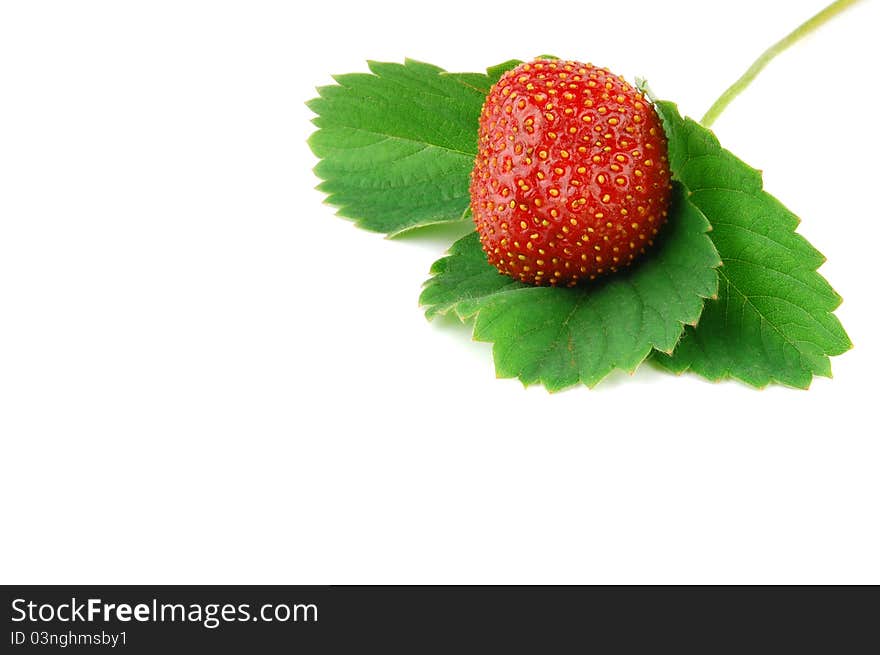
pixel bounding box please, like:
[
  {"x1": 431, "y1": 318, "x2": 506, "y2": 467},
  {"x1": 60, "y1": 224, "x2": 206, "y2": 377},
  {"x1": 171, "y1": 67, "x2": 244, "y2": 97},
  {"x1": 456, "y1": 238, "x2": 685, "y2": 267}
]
[
  {"x1": 420, "y1": 184, "x2": 720, "y2": 390},
  {"x1": 307, "y1": 60, "x2": 510, "y2": 236},
  {"x1": 651, "y1": 101, "x2": 851, "y2": 388}
]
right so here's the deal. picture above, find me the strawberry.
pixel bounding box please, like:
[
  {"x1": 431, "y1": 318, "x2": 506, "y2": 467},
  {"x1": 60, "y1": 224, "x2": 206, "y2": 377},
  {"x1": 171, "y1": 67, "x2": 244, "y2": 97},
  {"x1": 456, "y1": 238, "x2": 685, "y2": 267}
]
[{"x1": 470, "y1": 59, "x2": 672, "y2": 286}]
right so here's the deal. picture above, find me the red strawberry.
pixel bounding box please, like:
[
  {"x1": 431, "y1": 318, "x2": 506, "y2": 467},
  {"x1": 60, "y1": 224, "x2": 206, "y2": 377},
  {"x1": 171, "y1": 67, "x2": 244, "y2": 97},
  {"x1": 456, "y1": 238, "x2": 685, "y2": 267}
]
[{"x1": 470, "y1": 59, "x2": 672, "y2": 286}]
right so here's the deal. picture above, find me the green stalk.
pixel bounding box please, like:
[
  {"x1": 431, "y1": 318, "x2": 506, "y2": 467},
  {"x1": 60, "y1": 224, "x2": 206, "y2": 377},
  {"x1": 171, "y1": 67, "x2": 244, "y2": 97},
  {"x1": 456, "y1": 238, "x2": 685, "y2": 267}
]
[{"x1": 701, "y1": 0, "x2": 863, "y2": 127}]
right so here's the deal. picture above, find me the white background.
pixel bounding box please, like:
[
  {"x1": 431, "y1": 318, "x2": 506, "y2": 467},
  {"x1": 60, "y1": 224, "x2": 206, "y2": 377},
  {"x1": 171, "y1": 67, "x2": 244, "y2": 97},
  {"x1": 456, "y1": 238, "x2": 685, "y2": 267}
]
[{"x1": 1, "y1": 0, "x2": 878, "y2": 584}]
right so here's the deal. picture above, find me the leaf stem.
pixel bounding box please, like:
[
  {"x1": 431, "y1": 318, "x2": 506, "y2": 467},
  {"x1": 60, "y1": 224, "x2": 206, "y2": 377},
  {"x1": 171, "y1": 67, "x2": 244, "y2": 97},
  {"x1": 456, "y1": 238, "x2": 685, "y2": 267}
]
[{"x1": 701, "y1": 0, "x2": 863, "y2": 127}]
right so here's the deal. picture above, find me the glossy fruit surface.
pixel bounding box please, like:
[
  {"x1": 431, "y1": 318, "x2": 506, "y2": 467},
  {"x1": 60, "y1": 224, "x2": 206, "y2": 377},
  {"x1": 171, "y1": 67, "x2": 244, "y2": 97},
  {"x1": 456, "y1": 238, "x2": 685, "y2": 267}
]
[{"x1": 471, "y1": 59, "x2": 672, "y2": 286}]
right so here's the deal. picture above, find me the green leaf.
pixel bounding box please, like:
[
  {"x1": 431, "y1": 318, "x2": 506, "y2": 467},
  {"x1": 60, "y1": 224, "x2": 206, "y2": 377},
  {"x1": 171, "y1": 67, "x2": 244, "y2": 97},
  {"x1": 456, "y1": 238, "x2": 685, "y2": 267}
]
[
  {"x1": 307, "y1": 59, "x2": 519, "y2": 237},
  {"x1": 651, "y1": 101, "x2": 852, "y2": 388},
  {"x1": 420, "y1": 184, "x2": 721, "y2": 390}
]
